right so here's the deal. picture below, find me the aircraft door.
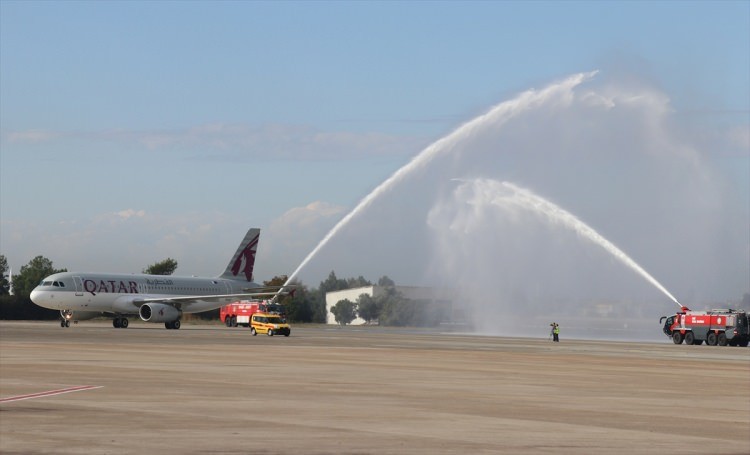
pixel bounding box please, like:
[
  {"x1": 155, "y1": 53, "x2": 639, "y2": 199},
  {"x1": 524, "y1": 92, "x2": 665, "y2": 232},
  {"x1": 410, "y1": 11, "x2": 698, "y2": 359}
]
[{"x1": 73, "y1": 276, "x2": 84, "y2": 296}]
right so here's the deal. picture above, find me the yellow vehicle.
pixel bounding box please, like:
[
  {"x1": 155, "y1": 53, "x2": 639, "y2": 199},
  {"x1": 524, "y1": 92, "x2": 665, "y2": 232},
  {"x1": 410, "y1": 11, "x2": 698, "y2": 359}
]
[{"x1": 250, "y1": 313, "x2": 291, "y2": 337}]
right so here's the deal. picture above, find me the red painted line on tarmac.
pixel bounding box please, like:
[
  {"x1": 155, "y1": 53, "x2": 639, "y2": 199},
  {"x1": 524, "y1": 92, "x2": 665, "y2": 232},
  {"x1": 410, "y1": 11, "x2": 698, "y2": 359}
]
[{"x1": 0, "y1": 385, "x2": 102, "y2": 403}]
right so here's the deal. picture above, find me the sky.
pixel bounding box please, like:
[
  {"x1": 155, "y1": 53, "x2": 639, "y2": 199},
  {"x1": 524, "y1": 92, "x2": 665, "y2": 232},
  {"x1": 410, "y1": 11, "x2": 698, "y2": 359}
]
[{"x1": 1, "y1": 1, "x2": 748, "y2": 310}]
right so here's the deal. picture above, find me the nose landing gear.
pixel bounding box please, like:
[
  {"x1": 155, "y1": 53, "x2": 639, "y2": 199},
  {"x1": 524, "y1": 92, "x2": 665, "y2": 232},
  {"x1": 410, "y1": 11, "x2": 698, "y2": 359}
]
[{"x1": 60, "y1": 310, "x2": 72, "y2": 328}]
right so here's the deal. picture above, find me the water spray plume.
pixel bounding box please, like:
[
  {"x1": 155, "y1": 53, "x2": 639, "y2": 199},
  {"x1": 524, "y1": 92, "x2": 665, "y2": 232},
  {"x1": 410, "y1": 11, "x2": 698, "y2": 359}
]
[
  {"x1": 477, "y1": 179, "x2": 682, "y2": 307},
  {"x1": 285, "y1": 71, "x2": 599, "y2": 286}
]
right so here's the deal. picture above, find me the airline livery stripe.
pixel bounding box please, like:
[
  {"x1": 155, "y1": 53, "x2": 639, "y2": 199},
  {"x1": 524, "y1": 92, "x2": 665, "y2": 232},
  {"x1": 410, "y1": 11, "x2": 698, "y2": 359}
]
[{"x1": 0, "y1": 385, "x2": 102, "y2": 403}]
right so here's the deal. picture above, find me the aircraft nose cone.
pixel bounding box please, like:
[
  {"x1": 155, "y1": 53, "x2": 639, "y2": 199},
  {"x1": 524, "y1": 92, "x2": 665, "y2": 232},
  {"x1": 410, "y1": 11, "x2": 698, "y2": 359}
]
[{"x1": 30, "y1": 288, "x2": 41, "y2": 304}]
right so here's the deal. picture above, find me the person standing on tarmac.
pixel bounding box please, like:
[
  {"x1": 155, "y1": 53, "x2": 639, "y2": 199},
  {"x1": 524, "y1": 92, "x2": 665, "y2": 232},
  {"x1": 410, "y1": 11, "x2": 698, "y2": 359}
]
[{"x1": 550, "y1": 322, "x2": 560, "y2": 342}]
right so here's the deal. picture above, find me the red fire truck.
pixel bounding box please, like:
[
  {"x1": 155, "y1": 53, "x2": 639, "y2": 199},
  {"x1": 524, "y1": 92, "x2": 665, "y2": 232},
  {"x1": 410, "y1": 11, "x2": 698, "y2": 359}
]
[
  {"x1": 660, "y1": 307, "x2": 749, "y2": 347},
  {"x1": 220, "y1": 300, "x2": 286, "y2": 327}
]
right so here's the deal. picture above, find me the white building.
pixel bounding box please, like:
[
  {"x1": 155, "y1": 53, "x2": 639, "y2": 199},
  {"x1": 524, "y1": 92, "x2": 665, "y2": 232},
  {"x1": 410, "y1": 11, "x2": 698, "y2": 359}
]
[{"x1": 325, "y1": 285, "x2": 458, "y2": 325}]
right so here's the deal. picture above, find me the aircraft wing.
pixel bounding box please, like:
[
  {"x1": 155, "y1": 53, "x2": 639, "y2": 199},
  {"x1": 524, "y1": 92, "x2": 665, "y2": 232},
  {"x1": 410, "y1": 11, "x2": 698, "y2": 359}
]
[{"x1": 140, "y1": 286, "x2": 295, "y2": 308}]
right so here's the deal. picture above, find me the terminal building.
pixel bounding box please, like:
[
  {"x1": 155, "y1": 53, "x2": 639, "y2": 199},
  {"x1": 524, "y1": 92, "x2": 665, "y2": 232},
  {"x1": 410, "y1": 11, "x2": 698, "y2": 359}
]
[{"x1": 325, "y1": 285, "x2": 459, "y2": 325}]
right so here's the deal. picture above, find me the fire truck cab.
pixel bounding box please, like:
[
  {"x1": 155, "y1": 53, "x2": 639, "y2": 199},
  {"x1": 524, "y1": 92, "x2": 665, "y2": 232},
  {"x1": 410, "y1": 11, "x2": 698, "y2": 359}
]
[{"x1": 661, "y1": 307, "x2": 749, "y2": 347}]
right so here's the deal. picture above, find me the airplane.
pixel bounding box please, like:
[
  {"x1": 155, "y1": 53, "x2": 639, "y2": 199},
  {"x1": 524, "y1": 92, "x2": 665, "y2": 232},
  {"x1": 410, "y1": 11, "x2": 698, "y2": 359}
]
[{"x1": 30, "y1": 228, "x2": 291, "y2": 329}]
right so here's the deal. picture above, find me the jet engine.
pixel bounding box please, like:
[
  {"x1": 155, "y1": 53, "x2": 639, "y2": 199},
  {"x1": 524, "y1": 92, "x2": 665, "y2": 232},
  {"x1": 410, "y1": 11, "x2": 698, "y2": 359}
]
[{"x1": 139, "y1": 303, "x2": 181, "y2": 323}]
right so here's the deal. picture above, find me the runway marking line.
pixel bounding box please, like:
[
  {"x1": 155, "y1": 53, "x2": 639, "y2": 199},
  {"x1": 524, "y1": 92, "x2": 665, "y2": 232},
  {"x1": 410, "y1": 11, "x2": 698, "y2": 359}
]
[{"x1": 0, "y1": 385, "x2": 103, "y2": 403}]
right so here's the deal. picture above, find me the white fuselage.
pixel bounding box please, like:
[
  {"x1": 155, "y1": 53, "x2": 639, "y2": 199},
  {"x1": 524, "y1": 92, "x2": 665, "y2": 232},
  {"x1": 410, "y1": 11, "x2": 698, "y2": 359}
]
[{"x1": 30, "y1": 272, "x2": 254, "y2": 315}]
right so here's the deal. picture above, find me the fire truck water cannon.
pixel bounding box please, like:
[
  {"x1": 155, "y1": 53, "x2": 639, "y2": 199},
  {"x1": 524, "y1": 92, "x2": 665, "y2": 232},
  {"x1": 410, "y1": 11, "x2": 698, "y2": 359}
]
[{"x1": 660, "y1": 307, "x2": 750, "y2": 347}]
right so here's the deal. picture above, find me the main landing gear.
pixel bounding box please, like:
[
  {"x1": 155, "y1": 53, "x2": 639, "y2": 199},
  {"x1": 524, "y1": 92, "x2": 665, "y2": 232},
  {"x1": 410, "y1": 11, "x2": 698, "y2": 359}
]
[
  {"x1": 165, "y1": 320, "x2": 181, "y2": 330},
  {"x1": 60, "y1": 319, "x2": 70, "y2": 328},
  {"x1": 113, "y1": 317, "x2": 129, "y2": 328}
]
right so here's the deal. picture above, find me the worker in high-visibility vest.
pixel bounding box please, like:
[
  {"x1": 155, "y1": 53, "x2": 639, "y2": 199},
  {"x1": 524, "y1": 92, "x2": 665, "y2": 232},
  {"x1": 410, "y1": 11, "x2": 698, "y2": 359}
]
[{"x1": 551, "y1": 322, "x2": 560, "y2": 342}]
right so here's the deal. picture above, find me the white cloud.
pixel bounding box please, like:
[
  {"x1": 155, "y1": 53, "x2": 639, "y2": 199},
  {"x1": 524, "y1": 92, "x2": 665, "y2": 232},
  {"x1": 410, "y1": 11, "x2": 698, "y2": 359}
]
[
  {"x1": 2, "y1": 123, "x2": 427, "y2": 162},
  {"x1": 728, "y1": 125, "x2": 750, "y2": 150},
  {"x1": 115, "y1": 209, "x2": 146, "y2": 219},
  {"x1": 257, "y1": 201, "x2": 346, "y2": 281},
  {"x1": 272, "y1": 201, "x2": 345, "y2": 231},
  {"x1": 0, "y1": 210, "x2": 238, "y2": 277},
  {"x1": 1, "y1": 199, "x2": 340, "y2": 284},
  {"x1": 5, "y1": 129, "x2": 63, "y2": 143}
]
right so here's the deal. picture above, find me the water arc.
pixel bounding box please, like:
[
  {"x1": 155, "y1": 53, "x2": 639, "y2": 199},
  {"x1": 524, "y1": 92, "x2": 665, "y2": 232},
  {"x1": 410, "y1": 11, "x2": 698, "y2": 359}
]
[
  {"x1": 454, "y1": 178, "x2": 682, "y2": 307},
  {"x1": 284, "y1": 71, "x2": 599, "y2": 285}
]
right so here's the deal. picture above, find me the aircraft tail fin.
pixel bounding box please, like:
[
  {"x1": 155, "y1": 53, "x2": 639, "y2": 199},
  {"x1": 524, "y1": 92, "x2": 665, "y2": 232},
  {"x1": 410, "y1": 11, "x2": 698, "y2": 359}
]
[{"x1": 219, "y1": 228, "x2": 260, "y2": 282}]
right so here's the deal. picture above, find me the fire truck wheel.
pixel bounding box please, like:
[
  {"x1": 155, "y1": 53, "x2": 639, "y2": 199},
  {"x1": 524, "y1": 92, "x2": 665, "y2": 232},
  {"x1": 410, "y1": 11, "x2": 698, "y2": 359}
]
[
  {"x1": 706, "y1": 332, "x2": 717, "y2": 346},
  {"x1": 225, "y1": 318, "x2": 231, "y2": 327},
  {"x1": 717, "y1": 333, "x2": 728, "y2": 346},
  {"x1": 672, "y1": 332, "x2": 683, "y2": 344},
  {"x1": 738, "y1": 340, "x2": 748, "y2": 347},
  {"x1": 251, "y1": 328, "x2": 257, "y2": 336},
  {"x1": 121, "y1": 318, "x2": 128, "y2": 328},
  {"x1": 267, "y1": 329, "x2": 274, "y2": 336},
  {"x1": 684, "y1": 332, "x2": 695, "y2": 345},
  {"x1": 230, "y1": 316, "x2": 237, "y2": 327}
]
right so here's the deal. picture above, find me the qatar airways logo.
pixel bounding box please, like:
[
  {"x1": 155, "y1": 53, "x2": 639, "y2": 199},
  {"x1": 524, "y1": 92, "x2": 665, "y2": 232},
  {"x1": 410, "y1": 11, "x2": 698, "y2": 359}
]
[
  {"x1": 83, "y1": 279, "x2": 139, "y2": 296},
  {"x1": 230, "y1": 234, "x2": 258, "y2": 281}
]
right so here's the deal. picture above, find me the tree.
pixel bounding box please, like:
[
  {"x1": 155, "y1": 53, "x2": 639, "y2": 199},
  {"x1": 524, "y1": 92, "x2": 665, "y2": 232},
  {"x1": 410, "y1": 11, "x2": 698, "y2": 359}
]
[
  {"x1": 376, "y1": 287, "x2": 440, "y2": 327},
  {"x1": 263, "y1": 275, "x2": 289, "y2": 307},
  {"x1": 347, "y1": 276, "x2": 372, "y2": 288},
  {"x1": 13, "y1": 256, "x2": 67, "y2": 299},
  {"x1": 263, "y1": 275, "x2": 289, "y2": 289},
  {"x1": 319, "y1": 271, "x2": 348, "y2": 294},
  {"x1": 284, "y1": 283, "x2": 316, "y2": 323},
  {"x1": 143, "y1": 258, "x2": 178, "y2": 275},
  {"x1": 310, "y1": 289, "x2": 327, "y2": 323},
  {"x1": 330, "y1": 299, "x2": 356, "y2": 326},
  {"x1": 263, "y1": 275, "x2": 312, "y2": 323},
  {"x1": 0, "y1": 254, "x2": 9, "y2": 295},
  {"x1": 378, "y1": 275, "x2": 395, "y2": 287},
  {"x1": 357, "y1": 293, "x2": 381, "y2": 324},
  {"x1": 740, "y1": 293, "x2": 750, "y2": 311},
  {"x1": 0, "y1": 293, "x2": 58, "y2": 320},
  {"x1": 378, "y1": 290, "x2": 411, "y2": 326}
]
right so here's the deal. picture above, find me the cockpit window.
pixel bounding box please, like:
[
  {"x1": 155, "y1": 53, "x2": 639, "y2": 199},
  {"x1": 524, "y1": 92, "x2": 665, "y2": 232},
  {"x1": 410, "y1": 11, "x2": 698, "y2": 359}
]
[{"x1": 43, "y1": 281, "x2": 53, "y2": 286}]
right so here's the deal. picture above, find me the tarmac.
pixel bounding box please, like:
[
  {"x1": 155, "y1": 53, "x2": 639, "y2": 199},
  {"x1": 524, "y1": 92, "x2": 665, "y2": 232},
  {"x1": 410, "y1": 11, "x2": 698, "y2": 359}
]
[{"x1": 1, "y1": 320, "x2": 748, "y2": 454}]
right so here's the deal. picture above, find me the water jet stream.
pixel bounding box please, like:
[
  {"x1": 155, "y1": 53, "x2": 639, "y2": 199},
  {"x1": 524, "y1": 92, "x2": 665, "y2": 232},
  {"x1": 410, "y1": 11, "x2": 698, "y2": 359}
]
[
  {"x1": 285, "y1": 71, "x2": 598, "y2": 286},
  {"x1": 472, "y1": 179, "x2": 682, "y2": 307}
]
